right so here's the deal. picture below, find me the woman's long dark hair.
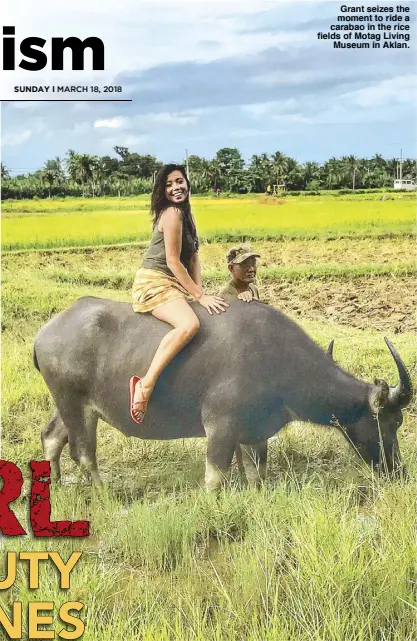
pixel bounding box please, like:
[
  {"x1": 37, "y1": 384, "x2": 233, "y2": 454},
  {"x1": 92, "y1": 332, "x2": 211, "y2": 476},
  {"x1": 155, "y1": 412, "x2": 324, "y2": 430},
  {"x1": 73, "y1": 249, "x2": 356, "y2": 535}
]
[{"x1": 150, "y1": 164, "x2": 197, "y2": 240}]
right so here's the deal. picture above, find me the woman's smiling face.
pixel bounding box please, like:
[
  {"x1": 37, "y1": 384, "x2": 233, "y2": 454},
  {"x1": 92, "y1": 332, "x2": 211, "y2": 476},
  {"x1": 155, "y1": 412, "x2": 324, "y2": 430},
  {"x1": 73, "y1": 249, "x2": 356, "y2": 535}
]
[{"x1": 165, "y1": 170, "x2": 188, "y2": 204}]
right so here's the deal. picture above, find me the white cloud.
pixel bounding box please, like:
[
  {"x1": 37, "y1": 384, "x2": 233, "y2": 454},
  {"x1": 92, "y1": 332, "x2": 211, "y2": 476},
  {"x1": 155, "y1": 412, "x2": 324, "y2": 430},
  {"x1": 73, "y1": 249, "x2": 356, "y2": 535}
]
[
  {"x1": 2, "y1": 129, "x2": 33, "y2": 146},
  {"x1": 101, "y1": 134, "x2": 148, "y2": 148},
  {"x1": 242, "y1": 99, "x2": 299, "y2": 117},
  {"x1": 242, "y1": 103, "x2": 273, "y2": 117},
  {"x1": 347, "y1": 75, "x2": 417, "y2": 108},
  {"x1": 72, "y1": 103, "x2": 92, "y2": 112},
  {"x1": 230, "y1": 127, "x2": 273, "y2": 138},
  {"x1": 144, "y1": 112, "x2": 198, "y2": 126},
  {"x1": 10, "y1": 101, "x2": 44, "y2": 111},
  {"x1": 94, "y1": 110, "x2": 201, "y2": 132},
  {"x1": 272, "y1": 113, "x2": 311, "y2": 124},
  {"x1": 94, "y1": 117, "x2": 126, "y2": 128},
  {"x1": 252, "y1": 69, "x2": 335, "y2": 87}
]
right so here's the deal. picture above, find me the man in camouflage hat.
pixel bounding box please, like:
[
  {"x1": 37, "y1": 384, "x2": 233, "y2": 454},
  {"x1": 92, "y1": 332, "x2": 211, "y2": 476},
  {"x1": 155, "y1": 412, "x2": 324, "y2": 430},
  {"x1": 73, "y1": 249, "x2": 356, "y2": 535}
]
[{"x1": 218, "y1": 244, "x2": 261, "y2": 302}]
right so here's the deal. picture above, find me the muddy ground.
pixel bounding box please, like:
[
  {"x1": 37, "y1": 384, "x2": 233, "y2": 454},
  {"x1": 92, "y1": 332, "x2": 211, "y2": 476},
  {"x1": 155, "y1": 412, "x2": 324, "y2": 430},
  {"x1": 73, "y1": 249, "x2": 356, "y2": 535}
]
[{"x1": 258, "y1": 276, "x2": 415, "y2": 334}]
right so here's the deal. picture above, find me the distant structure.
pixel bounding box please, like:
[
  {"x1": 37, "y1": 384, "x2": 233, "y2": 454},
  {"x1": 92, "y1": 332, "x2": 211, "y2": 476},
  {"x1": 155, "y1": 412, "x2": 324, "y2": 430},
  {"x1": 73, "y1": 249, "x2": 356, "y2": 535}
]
[
  {"x1": 394, "y1": 148, "x2": 416, "y2": 190},
  {"x1": 393, "y1": 179, "x2": 416, "y2": 191},
  {"x1": 273, "y1": 183, "x2": 286, "y2": 195}
]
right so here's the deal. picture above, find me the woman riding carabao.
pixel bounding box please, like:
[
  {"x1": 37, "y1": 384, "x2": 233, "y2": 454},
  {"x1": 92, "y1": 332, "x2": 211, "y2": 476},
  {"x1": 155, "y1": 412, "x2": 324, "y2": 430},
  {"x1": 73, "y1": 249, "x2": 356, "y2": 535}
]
[{"x1": 130, "y1": 164, "x2": 228, "y2": 423}]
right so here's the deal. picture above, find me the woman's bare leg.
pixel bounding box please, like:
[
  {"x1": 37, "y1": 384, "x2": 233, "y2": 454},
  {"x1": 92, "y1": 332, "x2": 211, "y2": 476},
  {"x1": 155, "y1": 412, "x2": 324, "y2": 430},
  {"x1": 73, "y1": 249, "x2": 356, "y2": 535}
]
[{"x1": 133, "y1": 298, "x2": 200, "y2": 411}]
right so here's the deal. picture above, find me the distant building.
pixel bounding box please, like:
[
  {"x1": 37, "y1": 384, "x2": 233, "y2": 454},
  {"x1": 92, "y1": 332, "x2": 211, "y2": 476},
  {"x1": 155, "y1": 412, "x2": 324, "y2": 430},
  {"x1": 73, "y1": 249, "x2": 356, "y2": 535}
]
[{"x1": 393, "y1": 179, "x2": 416, "y2": 191}]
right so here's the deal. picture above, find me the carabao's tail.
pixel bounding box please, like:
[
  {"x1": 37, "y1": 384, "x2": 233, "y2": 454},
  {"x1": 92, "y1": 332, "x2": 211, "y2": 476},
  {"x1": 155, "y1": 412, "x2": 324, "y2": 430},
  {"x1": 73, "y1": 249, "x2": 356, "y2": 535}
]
[{"x1": 33, "y1": 342, "x2": 40, "y2": 371}]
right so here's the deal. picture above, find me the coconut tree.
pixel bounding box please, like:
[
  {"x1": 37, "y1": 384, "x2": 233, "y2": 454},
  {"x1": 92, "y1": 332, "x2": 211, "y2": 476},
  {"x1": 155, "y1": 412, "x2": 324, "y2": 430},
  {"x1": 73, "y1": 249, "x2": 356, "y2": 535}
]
[
  {"x1": 270, "y1": 151, "x2": 288, "y2": 187},
  {"x1": 402, "y1": 158, "x2": 416, "y2": 180},
  {"x1": 285, "y1": 156, "x2": 302, "y2": 189},
  {"x1": 322, "y1": 157, "x2": 342, "y2": 189},
  {"x1": 369, "y1": 153, "x2": 385, "y2": 172},
  {"x1": 66, "y1": 150, "x2": 81, "y2": 191},
  {"x1": 340, "y1": 155, "x2": 361, "y2": 189},
  {"x1": 203, "y1": 160, "x2": 223, "y2": 192},
  {"x1": 1, "y1": 163, "x2": 10, "y2": 180},
  {"x1": 110, "y1": 170, "x2": 129, "y2": 197},
  {"x1": 90, "y1": 157, "x2": 106, "y2": 197},
  {"x1": 247, "y1": 154, "x2": 271, "y2": 192},
  {"x1": 41, "y1": 170, "x2": 57, "y2": 198},
  {"x1": 303, "y1": 161, "x2": 321, "y2": 189},
  {"x1": 286, "y1": 164, "x2": 304, "y2": 190},
  {"x1": 65, "y1": 150, "x2": 96, "y2": 197}
]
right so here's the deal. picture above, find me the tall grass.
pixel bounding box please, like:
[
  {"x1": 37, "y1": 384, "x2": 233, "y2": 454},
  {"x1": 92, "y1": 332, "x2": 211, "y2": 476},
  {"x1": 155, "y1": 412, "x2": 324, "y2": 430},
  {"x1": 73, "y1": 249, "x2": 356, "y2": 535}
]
[{"x1": 2, "y1": 481, "x2": 416, "y2": 640}]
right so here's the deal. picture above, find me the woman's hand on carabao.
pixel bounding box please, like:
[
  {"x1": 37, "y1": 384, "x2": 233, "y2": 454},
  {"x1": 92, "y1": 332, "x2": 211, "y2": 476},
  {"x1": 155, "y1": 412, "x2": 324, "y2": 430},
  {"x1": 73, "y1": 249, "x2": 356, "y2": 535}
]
[{"x1": 198, "y1": 294, "x2": 229, "y2": 315}]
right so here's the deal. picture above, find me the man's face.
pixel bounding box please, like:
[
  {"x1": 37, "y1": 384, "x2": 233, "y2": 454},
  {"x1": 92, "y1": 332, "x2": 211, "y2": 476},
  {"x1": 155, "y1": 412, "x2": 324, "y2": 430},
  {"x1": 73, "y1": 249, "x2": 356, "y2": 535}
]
[{"x1": 229, "y1": 256, "x2": 257, "y2": 284}]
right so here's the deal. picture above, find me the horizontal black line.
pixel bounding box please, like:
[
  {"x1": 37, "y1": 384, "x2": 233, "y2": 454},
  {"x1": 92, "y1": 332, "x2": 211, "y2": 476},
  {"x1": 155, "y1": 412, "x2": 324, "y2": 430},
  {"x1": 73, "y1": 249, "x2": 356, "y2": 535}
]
[{"x1": 0, "y1": 99, "x2": 132, "y2": 102}]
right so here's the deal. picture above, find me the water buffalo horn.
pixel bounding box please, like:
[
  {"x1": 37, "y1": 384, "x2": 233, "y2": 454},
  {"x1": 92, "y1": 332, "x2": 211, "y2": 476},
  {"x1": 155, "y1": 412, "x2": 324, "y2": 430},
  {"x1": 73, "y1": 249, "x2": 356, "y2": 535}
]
[
  {"x1": 327, "y1": 340, "x2": 334, "y2": 359},
  {"x1": 384, "y1": 337, "x2": 413, "y2": 409}
]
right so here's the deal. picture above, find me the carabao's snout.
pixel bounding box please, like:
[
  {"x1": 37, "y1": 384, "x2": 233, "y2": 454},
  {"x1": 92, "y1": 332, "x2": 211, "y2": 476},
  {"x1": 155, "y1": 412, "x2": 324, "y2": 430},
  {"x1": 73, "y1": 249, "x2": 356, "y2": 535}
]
[
  {"x1": 349, "y1": 418, "x2": 407, "y2": 480},
  {"x1": 374, "y1": 436, "x2": 409, "y2": 481}
]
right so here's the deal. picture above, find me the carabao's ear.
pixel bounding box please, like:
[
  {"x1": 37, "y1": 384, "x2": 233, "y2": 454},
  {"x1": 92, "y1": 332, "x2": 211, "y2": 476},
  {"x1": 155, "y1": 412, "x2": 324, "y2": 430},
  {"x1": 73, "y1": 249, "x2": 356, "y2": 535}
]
[{"x1": 369, "y1": 378, "x2": 390, "y2": 412}]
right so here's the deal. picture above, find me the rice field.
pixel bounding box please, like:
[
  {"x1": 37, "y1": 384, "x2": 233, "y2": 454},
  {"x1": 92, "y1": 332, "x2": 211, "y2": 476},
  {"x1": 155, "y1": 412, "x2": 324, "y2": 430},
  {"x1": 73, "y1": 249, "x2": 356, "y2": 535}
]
[
  {"x1": 1, "y1": 195, "x2": 416, "y2": 640},
  {"x1": 2, "y1": 195, "x2": 415, "y2": 250}
]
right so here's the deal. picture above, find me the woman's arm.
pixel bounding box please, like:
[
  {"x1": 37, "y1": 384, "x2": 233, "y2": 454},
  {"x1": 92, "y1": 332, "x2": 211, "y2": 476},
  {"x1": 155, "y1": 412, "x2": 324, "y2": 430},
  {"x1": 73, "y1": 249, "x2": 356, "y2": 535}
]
[
  {"x1": 161, "y1": 207, "x2": 203, "y2": 299},
  {"x1": 188, "y1": 252, "x2": 202, "y2": 287}
]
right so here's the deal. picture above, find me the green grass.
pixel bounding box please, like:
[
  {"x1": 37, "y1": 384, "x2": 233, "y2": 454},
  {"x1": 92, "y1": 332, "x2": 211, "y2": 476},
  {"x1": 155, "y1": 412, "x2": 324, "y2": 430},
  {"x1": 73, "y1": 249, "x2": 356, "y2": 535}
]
[
  {"x1": 1, "y1": 480, "x2": 416, "y2": 640},
  {"x1": 2, "y1": 197, "x2": 415, "y2": 250}
]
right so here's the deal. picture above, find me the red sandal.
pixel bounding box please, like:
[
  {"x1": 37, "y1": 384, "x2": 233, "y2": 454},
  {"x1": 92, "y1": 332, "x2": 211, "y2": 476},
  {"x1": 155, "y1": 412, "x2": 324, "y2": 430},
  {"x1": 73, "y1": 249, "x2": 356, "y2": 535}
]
[{"x1": 129, "y1": 376, "x2": 148, "y2": 424}]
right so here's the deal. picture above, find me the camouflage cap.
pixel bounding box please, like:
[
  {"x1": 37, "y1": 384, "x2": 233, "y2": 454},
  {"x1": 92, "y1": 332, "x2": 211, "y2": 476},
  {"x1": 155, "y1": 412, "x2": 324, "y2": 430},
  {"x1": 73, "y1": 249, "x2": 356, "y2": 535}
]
[{"x1": 227, "y1": 244, "x2": 261, "y2": 265}]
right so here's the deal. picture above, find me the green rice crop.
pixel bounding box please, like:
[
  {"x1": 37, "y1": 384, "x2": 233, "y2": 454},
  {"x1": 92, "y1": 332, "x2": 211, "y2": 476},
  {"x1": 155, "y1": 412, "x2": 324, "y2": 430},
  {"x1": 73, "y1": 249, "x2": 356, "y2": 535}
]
[{"x1": 2, "y1": 197, "x2": 415, "y2": 250}]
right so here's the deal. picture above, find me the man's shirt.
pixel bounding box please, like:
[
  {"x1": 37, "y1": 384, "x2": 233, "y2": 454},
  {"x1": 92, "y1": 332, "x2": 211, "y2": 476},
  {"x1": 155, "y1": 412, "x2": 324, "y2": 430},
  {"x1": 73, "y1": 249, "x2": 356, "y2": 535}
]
[{"x1": 218, "y1": 280, "x2": 260, "y2": 300}]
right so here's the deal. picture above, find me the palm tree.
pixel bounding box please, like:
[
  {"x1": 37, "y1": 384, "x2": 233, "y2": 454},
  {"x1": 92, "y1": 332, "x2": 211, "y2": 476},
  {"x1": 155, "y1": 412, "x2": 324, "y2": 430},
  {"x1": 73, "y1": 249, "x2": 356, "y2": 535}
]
[
  {"x1": 303, "y1": 161, "x2": 320, "y2": 189},
  {"x1": 42, "y1": 170, "x2": 57, "y2": 198},
  {"x1": 66, "y1": 149, "x2": 80, "y2": 185},
  {"x1": 402, "y1": 158, "x2": 416, "y2": 180},
  {"x1": 110, "y1": 171, "x2": 129, "y2": 197},
  {"x1": 203, "y1": 160, "x2": 222, "y2": 192},
  {"x1": 370, "y1": 153, "x2": 385, "y2": 172},
  {"x1": 1, "y1": 163, "x2": 10, "y2": 180},
  {"x1": 271, "y1": 152, "x2": 288, "y2": 186},
  {"x1": 41, "y1": 157, "x2": 66, "y2": 197},
  {"x1": 65, "y1": 151, "x2": 96, "y2": 197},
  {"x1": 339, "y1": 155, "x2": 360, "y2": 189},
  {"x1": 247, "y1": 154, "x2": 271, "y2": 192},
  {"x1": 90, "y1": 157, "x2": 105, "y2": 197},
  {"x1": 78, "y1": 155, "x2": 96, "y2": 196},
  {"x1": 323, "y1": 157, "x2": 342, "y2": 189}
]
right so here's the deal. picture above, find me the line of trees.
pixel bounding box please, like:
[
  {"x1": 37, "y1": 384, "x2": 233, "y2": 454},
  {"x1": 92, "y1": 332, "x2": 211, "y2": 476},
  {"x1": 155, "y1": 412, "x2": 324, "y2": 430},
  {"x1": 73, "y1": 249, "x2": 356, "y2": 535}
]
[{"x1": 1, "y1": 147, "x2": 415, "y2": 200}]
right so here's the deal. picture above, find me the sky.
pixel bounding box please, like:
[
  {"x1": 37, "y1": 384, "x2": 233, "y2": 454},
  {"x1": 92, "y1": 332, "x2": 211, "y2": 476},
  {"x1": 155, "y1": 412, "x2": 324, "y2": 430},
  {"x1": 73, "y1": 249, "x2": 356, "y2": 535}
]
[{"x1": 1, "y1": 0, "x2": 416, "y2": 176}]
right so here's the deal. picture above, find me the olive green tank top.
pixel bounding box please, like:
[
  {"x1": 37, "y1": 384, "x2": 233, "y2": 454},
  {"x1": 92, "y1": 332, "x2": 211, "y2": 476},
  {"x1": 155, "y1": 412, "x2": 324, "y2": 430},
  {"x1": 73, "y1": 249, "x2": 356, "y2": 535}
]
[{"x1": 141, "y1": 217, "x2": 199, "y2": 277}]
